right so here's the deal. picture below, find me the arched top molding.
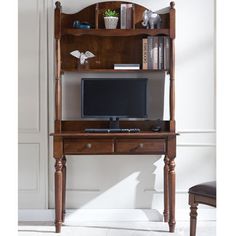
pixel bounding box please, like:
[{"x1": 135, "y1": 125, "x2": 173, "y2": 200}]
[{"x1": 55, "y1": 1, "x2": 171, "y2": 30}]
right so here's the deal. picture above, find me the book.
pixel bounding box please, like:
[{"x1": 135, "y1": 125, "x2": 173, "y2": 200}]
[
  {"x1": 120, "y1": 4, "x2": 127, "y2": 29},
  {"x1": 120, "y1": 4, "x2": 133, "y2": 29},
  {"x1": 142, "y1": 38, "x2": 148, "y2": 70},
  {"x1": 147, "y1": 36, "x2": 154, "y2": 69},
  {"x1": 126, "y1": 4, "x2": 133, "y2": 29},
  {"x1": 164, "y1": 37, "x2": 170, "y2": 70},
  {"x1": 114, "y1": 64, "x2": 140, "y2": 70},
  {"x1": 153, "y1": 37, "x2": 158, "y2": 70},
  {"x1": 158, "y1": 36, "x2": 164, "y2": 70}
]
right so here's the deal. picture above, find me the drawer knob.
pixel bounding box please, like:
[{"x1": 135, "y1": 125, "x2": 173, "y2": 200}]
[
  {"x1": 86, "y1": 143, "x2": 92, "y2": 149},
  {"x1": 139, "y1": 143, "x2": 144, "y2": 148}
]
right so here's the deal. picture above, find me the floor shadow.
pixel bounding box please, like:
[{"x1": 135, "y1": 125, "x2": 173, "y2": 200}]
[
  {"x1": 18, "y1": 221, "x2": 54, "y2": 226},
  {"x1": 18, "y1": 229, "x2": 54, "y2": 233},
  {"x1": 76, "y1": 225, "x2": 168, "y2": 232}
]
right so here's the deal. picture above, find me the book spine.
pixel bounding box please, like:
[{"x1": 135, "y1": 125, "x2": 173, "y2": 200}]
[
  {"x1": 115, "y1": 67, "x2": 140, "y2": 70},
  {"x1": 147, "y1": 36, "x2": 154, "y2": 69},
  {"x1": 158, "y1": 36, "x2": 164, "y2": 70},
  {"x1": 164, "y1": 37, "x2": 170, "y2": 70},
  {"x1": 120, "y1": 4, "x2": 127, "y2": 29},
  {"x1": 142, "y1": 38, "x2": 148, "y2": 70},
  {"x1": 153, "y1": 37, "x2": 158, "y2": 70},
  {"x1": 126, "y1": 4, "x2": 133, "y2": 29}
]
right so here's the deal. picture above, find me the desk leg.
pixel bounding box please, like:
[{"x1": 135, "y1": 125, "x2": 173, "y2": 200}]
[
  {"x1": 62, "y1": 156, "x2": 67, "y2": 223},
  {"x1": 55, "y1": 157, "x2": 63, "y2": 233},
  {"x1": 163, "y1": 155, "x2": 169, "y2": 222},
  {"x1": 168, "y1": 157, "x2": 176, "y2": 232}
]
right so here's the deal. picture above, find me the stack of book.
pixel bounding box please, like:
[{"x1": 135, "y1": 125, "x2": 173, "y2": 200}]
[
  {"x1": 114, "y1": 64, "x2": 140, "y2": 70},
  {"x1": 142, "y1": 36, "x2": 170, "y2": 70},
  {"x1": 120, "y1": 3, "x2": 133, "y2": 29}
]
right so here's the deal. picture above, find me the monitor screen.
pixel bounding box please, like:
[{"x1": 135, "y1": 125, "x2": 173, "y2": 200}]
[{"x1": 81, "y1": 78, "x2": 147, "y2": 118}]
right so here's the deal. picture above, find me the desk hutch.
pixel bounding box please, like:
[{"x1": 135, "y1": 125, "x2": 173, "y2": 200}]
[{"x1": 51, "y1": 1, "x2": 177, "y2": 233}]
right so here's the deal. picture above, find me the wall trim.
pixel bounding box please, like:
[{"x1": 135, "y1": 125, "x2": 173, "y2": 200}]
[
  {"x1": 177, "y1": 130, "x2": 216, "y2": 134},
  {"x1": 177, "y1": 143, "x2": 216, "y2": 147},
  {"x1": 66, "y1": 189, "x2": 101, "y2": 192},
  {"x1": 18, "y1": 208, "x2": 216, "y2": 222}
]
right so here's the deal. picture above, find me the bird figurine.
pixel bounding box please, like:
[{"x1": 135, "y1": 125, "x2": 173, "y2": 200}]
[{"x1": 70, "y1": 50, "x2": 95, "y2": 65}]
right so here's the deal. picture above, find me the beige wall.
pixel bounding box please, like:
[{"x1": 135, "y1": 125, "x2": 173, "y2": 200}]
[{"x1": 18, "y1": 0, "x2": 48, "y2": 208}]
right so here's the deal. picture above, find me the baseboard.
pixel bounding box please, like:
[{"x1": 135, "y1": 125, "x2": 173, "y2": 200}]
[{"x1": 18, "y1": 208, "x2": 216, "y2": 222}]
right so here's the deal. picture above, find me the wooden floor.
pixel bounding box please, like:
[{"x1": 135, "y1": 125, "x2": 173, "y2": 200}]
[{"x1": 18, "y1": 221, "x2": 216, "y2": 236}]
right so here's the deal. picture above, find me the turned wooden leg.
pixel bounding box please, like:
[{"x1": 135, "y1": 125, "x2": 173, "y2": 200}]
[
  {"x1": 55, "y1": 157, "x2": 63, "y2": 233},
  {"x1": 163, "y1": 155, "x2": 169, "y2": 222},
  {"x1": 190, "y1": 203, "x2": 198, "y2": 236},
  {"x1": 168, "y1": 158, "x2": 176, "y2": 232},
  {"x1": 62, "y1": 156, "x2": 67, "y2": 223}
]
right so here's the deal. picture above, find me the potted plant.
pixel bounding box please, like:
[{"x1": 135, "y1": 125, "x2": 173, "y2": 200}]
[{"x1": 104, "y1": 9, "x2": 119, "y2": 29}]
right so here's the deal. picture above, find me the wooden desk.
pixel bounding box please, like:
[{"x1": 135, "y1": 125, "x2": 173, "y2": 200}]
[
  {"x1": 51, "y1": 121, "x2": 177, "y2": 233},
  {"x1": 53, "y1": 1, "x2": 177, "y2": 233}
]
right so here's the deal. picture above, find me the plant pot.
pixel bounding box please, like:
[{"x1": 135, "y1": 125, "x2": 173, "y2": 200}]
[{"x1": 104, "y1": 16, "x2": 119, "y2": 29}]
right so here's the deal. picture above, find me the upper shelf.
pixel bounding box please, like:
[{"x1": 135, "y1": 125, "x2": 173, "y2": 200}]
[
  {"x1": 62, "y1": 28, "x2": 170, "y2": 37},
  {"x1": 56, "y1": 1, "x2": 175, "y2": 39}
]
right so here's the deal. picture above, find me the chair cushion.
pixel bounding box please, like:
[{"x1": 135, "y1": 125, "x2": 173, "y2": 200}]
[{"x1": 189, "y1": 181, "x2": 216, "y2": 198}]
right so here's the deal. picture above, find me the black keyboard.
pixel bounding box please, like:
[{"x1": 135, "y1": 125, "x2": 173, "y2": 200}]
[{"x1": 85, "y1": 128, "x2": 141, "y2": 133}]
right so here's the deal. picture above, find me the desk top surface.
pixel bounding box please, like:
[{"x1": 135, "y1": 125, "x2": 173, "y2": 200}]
[{"x1": 50, "y1": 131, "x2": 178, "y2": 138}]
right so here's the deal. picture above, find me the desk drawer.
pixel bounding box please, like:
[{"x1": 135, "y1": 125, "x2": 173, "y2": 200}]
[
  {"x1": 64, "y1": 139, "x2": 114, "y2": 154},
  {"x1": 115, "y1": 139, "x2": 165, "y2": 154}
]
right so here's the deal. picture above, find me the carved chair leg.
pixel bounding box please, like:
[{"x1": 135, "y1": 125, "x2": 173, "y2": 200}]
[
  {"x1": 163, "y1": 155, "x2": 169, "y2": 222},
  {"x1": 168, "y1": 158, "x2": 176, "y2": 232},
  {"x1": 190, "y1": 203, "x2": 198, "y2": 236},
  {"x1": 55, "y1": 157, "x2": 63, "y2": 233},
  {"x1": 62, "y1": 156, "x2": 67, "y2": 223}
]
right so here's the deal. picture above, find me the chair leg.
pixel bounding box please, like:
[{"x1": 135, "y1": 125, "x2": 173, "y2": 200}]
[{"x1": 189, "y1": 202, "x2": 198, "y2": 236}]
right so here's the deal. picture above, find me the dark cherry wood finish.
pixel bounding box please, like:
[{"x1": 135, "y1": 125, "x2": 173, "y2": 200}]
[
  {"x1": 189, "y1": 182, "x2": 216, "y2": 236},
  {"x1": 59, "y1": 1, "x2": 171, "y2": 72},
  {"x1": 53, "y1": 1, "x2": 176, "y2": 233},
  {"x1": 64, "y1": 139, "x2": 114, "y2": 154},
  {"x1": 169, "y1": 2, "x2": 176, "y2": 132},
  {"x1": 167, "y1": 136, "x2": 176, "y2": 232},
  {"x1": 61, "y1": 156, "x2": 66, "y2": 222},
  {"x1": 163, "y1": 154, "x2": 169, "y2": 222},
  {"x1": 115, "y1": 139, "x2": 165, "y2": 154}
]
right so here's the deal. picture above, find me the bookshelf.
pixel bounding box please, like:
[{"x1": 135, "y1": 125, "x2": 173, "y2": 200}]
[{"x1": 52, "y1": 1, "x2": 176, "y2": 233}]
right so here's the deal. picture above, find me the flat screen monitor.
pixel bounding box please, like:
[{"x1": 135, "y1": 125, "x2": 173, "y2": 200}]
[{"x1": 81, "y1": 78, "x2": 147, "y2": 119}]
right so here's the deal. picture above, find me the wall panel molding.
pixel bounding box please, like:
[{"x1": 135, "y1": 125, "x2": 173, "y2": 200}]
[
  {"x1": 18, "y1": 143, "x2": 40, "y2": 192},
  {"x1": 18, "y1": 0, "x2": 48, "y2": 209},
  {"x1": 177, "y1": 130, "x2": 216, "y2": 146},
  {"x1": 66, "y1": 189, "x2": 101, "y2": 192},
  {"x1": 18, "y1": 0, "x2": 41, "y2": 133},
  {"x1": 177, "y1": 130, "x2": 216, "y2": 133}
]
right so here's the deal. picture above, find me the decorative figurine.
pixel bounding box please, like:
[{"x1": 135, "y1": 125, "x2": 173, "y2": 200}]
[
  {"x1": 142, "y1": 10, "x2": 161, "y2": 29},
  {"x1": 70, "y1": 50, "x2": 95, "y2": 69},
  {"x1": 73, "y1": 20, "x2": 91, "y2": 29}
]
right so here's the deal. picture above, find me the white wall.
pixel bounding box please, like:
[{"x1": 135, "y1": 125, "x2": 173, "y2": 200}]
[{"x1": 19, "y1": 0, "x2": 216, "y2": 219}]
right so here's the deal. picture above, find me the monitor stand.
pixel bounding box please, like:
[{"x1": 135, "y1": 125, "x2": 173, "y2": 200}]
[
  {"x1": 84, "y1": 118, "x2": 141, "y2": 133},
  {"x1": 109, "y1": 117, "x2": 120, "y2": 129}
]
